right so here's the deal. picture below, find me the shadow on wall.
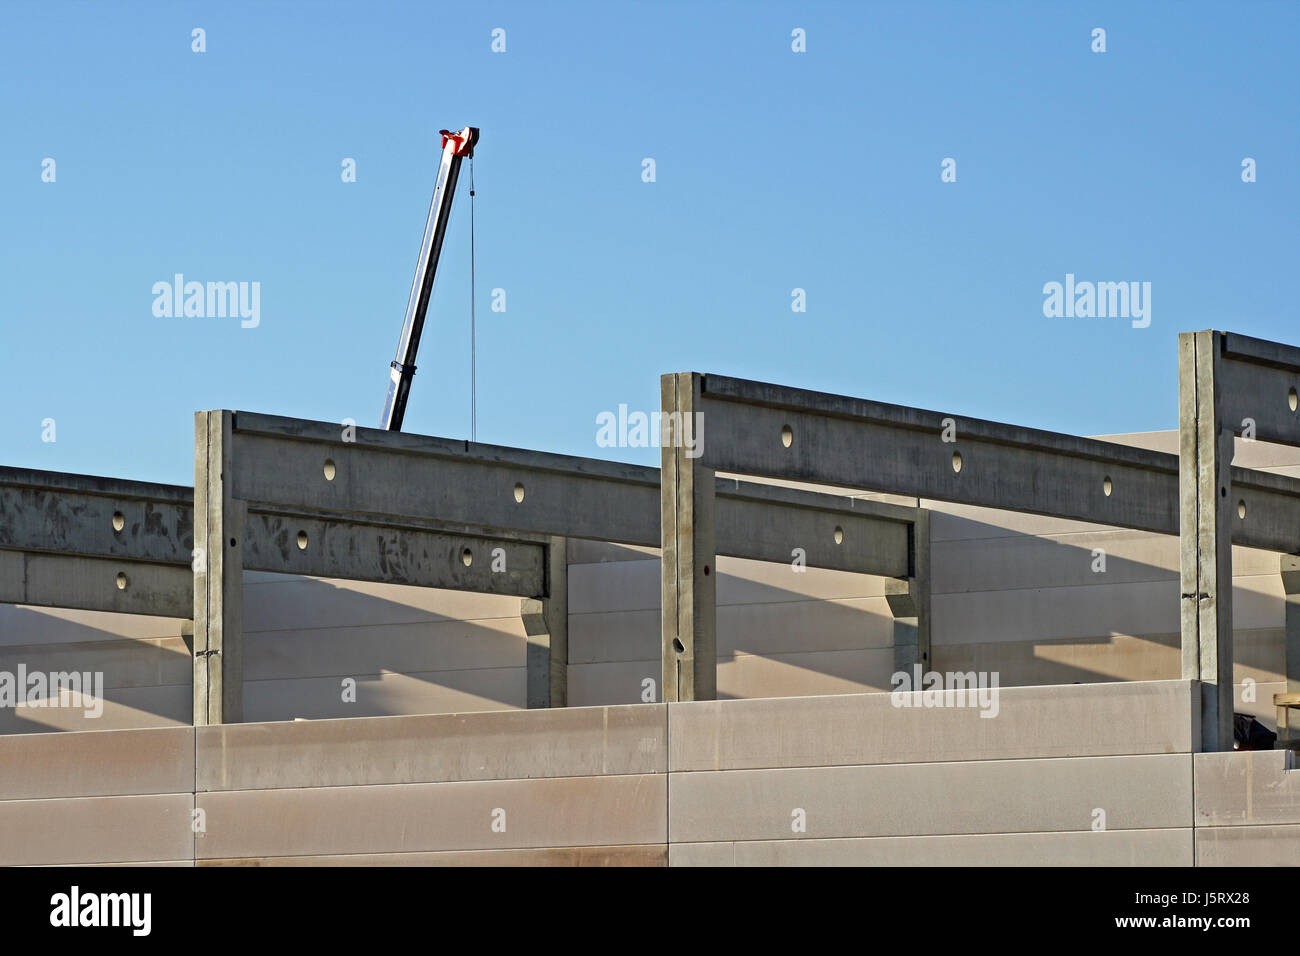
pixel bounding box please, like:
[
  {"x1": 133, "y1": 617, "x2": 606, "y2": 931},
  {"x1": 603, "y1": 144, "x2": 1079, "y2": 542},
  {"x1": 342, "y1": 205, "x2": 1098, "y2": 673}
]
[{"x1": 0, "y1": 506, "x2": 1288, "y2": 732}]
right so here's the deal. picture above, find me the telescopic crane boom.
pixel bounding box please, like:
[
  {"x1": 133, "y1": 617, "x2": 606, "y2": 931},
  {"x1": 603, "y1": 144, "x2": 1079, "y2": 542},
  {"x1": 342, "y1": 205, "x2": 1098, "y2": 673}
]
[{"x1": 380, "y1": 125, "x2": 479, "y2": 431}]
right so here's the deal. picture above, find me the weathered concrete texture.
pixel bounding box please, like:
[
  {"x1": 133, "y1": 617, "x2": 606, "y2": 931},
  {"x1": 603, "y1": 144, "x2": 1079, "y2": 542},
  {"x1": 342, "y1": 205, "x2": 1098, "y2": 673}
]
[
  {"x1": 194, "y1": 774, "x2": 666, "y2": 859},
  {"x1": 660, "y1": 372, "x2": 717, "y2": 702},
  {"x1": 197, "y1": 704, "x2": 666, "y2": 791},
  {"x1": 0, "y1": 726, "x2": 193, "y2": 799},
  {"x1": 1196, "y1": 825, "x2": 1300, "y2": 866},
  {"x1": 0, "y1": 794, "x2": 193, "y2": 866},
  {"x1": 669, "y1": 754, "x2": 1192, "y2": 843},
  {"x1": 670, "y1": 829, "x2": 1194, "y2": 866},
  {"x1": 199, "y1": 845, "x2": 666, "y2": 866},
  {"x1": 669, "y1": 680, "x2": 1200, "y2": 771},
  {"x1": 1194, "y1": 750, "x2": 1300, "y2": 827}
]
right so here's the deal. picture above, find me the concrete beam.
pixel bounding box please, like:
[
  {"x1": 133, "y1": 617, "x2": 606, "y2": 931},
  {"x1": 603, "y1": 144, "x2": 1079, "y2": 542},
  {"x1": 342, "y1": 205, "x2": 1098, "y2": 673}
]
[
  {"x1": 0, "y1": 550, "x2": 191, "y2": 617},
  {"x1": 242, "y1": 511, "x2": 545, "y2": 597},
  {"x1": 0, "y1": 467, "x2": 193, "y2": 616},
  {"x1": 1216, "y1": 331, "x2": 1300, "y2": 447},
  {"x1": 690, "y1": 372, "x2": 1300, "y2": 553},
  {"x1": 227, "y1": 410, "x2": 917, "y2": 574},
  {"x1": 1179, "y1": 331, "x2": 1235, "y2": 752},
  {"x1": 661, "y1": 373, "x2": 717, "y2": 702}
]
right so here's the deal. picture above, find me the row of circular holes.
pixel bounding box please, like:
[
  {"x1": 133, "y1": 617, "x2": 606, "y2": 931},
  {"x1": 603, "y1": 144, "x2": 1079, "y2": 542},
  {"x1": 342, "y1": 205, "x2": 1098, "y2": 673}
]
[{"x1": 781, "y1": 425, "x2": 1253, "y2": 519}]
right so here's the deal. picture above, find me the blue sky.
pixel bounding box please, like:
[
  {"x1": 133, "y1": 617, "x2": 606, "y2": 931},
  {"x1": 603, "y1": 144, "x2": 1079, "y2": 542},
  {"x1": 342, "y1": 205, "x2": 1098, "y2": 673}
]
[{"x1": 3, "y1": 0, "x2": 1296, "y2": 486}]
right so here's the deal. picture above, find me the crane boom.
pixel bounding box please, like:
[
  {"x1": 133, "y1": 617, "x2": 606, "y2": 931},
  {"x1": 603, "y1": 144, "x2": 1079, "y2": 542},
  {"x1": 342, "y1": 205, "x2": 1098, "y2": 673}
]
[{"x1": 381, "y1": 125, "x2": 479, "y2": 431}]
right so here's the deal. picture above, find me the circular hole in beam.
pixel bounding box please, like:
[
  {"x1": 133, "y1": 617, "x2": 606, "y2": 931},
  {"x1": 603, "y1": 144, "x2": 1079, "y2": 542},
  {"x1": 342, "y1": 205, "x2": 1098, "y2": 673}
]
[
  {"x1": 833, "y1": 526, "x2": 844, "y2": 545},
  {"x1": 514, "y1": 482, "x2": 525, "y2": 503},
  {"x1": 673, "y1": 638, "x2": 685, "y2": 653},
  {"x1": 1290, "y1": 387, "x2": 1298, "y2": 413},
  {"x1": 115, "y1": 572, "x2": 128, "y2": 591},
  {"x1": 781, "y1": 425, "x2": 793, "y2": 448},
  {"x1": 1238, "y1": 500, "x2": 1247, "y2": 520},
  {"x1": 461, "y1": 548, "x2": 473, "y2": 567},
  {"x1": 112, "y1": 511, "x2": 125, "y2": 533},
  {"x1": 1103, "y1": 476, "x2": 1113, "y2": 497},
  {"x1": 951, "y1": 450, "x2": 963, "y2": 474},
  {"x1": 297, "y1": 531, "x2": 308, "y2": 550},
  {"x1": 323, "y1": 459, "x2": 337, "y2": 481}
]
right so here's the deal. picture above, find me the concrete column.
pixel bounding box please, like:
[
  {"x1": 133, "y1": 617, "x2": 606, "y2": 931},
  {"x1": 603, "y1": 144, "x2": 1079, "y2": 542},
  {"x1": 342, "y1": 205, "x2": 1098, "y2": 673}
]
[
  {"x1": 193, "y1": 411, "x2": 244, "y2": 725},
  {"x1": 1178, "y1": 331, "x2": 1234, "y2": 752},
  {"x1": 522, "y1": 536, "x2": 568, "y2": 708},
  {"x1": 887, "y1": 510, "x2": 931, "y2": 675},
  {"x1": 661, "y1": 372, "x2": 717, "y2": 702},
  {"x1": 1282, "y1": 555, "x2": 1300, "y2": 696}
]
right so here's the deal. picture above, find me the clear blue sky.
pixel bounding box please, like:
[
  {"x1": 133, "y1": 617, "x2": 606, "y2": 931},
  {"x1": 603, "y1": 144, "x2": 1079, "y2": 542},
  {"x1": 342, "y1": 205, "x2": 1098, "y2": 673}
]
[{"x1": 3, "y1": 0, "x2": 1296, "y2": 486}]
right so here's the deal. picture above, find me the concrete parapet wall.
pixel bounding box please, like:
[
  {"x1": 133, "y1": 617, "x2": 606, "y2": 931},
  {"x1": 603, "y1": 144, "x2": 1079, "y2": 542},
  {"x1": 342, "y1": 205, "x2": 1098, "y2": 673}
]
[{"x1": 4, "y1": 679, "x2": 1294, "y2": 866}]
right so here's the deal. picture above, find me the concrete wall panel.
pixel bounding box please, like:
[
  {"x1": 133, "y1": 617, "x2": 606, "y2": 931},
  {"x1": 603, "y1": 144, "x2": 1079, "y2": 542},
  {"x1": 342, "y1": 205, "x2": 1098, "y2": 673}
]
[
  {"x1": 194, "y1": 774, "x2": 666, "y2": 859},
  {"x1": 197, "y1": 704, "x2": 666, "y2": 791},
  {"x1": 669, "y1": 754, "x2": 1192, "y2": 843}
]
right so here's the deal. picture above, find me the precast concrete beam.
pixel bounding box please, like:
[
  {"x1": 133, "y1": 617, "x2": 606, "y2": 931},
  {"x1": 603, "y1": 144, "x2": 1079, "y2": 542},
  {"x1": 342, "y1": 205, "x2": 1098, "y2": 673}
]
[{"x1": 688, "y1": 372, "x2": 1300, "y2": 553}]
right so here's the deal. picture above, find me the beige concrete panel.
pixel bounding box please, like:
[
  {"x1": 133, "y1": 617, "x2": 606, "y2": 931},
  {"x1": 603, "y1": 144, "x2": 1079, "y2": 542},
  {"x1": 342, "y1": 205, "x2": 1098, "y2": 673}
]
[
  {"x1": 668, "y1": 842, "x2": 736, "y2": 866},
  {"x1": 197, "y1": 704, "x2": 666, "y2": 791},
  {"x1": 195, "y1": 774, "x2": 666, "y2": 859},
  {"x1": 570, "y1": 599, "x2": 895, "y2": 668},
  {"x1": 717, "y1": 599, "x2": 895, "y2": 657},
  {"x1": 243, "y1": 617, "x2": 526, "y2": 681},
  {"x1": 932, "y1": 530, "x2": 1179, "y2": 595},
  {"x1": 932, "y1": 580, "x2": 1183, "y2": 646},
  {"x1": 568, "y1": 661, "x2": 657, "y2": 706},
  {"x1": 568, "y1": 560, "x2": 660, "y2": 614},
  {"x1": 932, "y1": 630, "x2": 1281, "y2": 687},
  {"x1": 570, "y1": 557, "x2": 885, "y2": 615},
  {"x1": 933, "y1": 634, "x2": 1180, "y2": 685},
  {"x1": 0, "y1": 793, "x2": 193, "y2": 865},
  {"x1": 668, "y1": 754, "x2": 1192, "y2": 842},
  {"x1": 200, "y1": 845, "x2": 666, "y2": 866},
  {"x1": 0, "y1": 726, "x2": 194, "y2": 799},
  {"x1": 670, "y1": 681, "x2": 1199, "y2": 771},
  {"x1": 43, "y1": 860, "x2": 194, "y2": 867},
  {"x1": 0, "y1": 604, "x2": 184, "y2": 647},
  {"x1": 716, "y1": 557, "x2": 888, "y2": 605},
  {"x1": 569, "y1": 609, "x2": 659, "y2": 665},
  {"x1": 0, "y1": 683, "x2": 190, "y2": 734},
  {"x1": 1196, "y1": 825, "x2": 1300, "y2": 866},
  {"x1": 1195, "y1": 750, "x2": 1300, "y2": 827},
  {"x1": 718, "y1": 649, "x2": 897, "y2": 699},
  {"x1": 0, "y1": 636, "x2": 190, "y2": 689},
  {"x1": 243, "y1": 667, "x2": 526, "y2": 722},
  {"x1": 242, "y1": 576, "x2": 523, "y2": 631},
  {"x1": 672, "y1": 830, "x2": 1193, "y2": 866}
]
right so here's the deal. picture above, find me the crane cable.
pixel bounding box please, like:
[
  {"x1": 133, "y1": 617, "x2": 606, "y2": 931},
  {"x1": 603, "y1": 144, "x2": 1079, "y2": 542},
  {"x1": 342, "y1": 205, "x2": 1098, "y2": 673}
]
[{"x1": 469, "y1": 155, "x2": 477, "y2": 443}]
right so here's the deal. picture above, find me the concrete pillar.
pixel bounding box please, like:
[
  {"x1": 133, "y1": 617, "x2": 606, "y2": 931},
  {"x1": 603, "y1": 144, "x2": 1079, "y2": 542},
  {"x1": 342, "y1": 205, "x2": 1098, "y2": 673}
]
[
  {"x1": 1178, "y1": 331, "x2": 1234, "y2": 752},
  {"x1": 1282, "y1": 555, "x2": 1300, "y2": 696},
  {"x1": 661, "y1": 372, "x2": 717, "y2": 702},
  {"x1": 887, "y1": 510, "x2": 931, "y2": 675},
  {"x1": 193, "y1": 411, "x2": 244, "y2": 725},
  {"x1": 522, "y1": 536, "x2": 568, "y2": 708}
]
